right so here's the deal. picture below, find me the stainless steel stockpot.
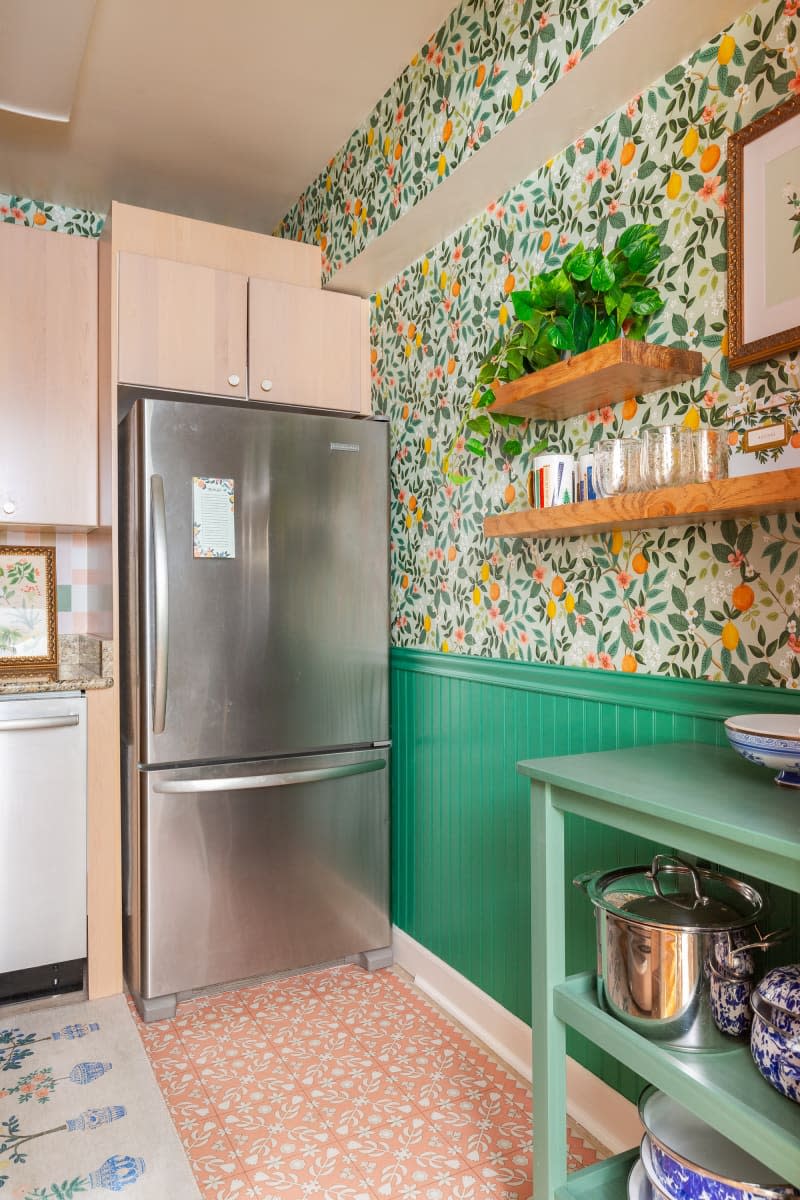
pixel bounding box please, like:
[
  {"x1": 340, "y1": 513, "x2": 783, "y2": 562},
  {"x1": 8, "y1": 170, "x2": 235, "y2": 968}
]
[{"x1": 575, "y1": 855, "x2": 766, "y2": 1051}]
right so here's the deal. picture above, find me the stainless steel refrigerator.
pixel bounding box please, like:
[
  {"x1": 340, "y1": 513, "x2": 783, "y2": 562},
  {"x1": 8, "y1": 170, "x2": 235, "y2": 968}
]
[{"x1": 119, "y1": 391, "x2": 391, "y2": 1022}]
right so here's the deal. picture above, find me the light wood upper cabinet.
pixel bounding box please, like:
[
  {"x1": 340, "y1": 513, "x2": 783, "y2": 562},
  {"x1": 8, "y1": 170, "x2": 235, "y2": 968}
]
[
  {"x1": 0, "y1": 222, "x2": 98, "y2": 528},
  {"x1": 248, "y1": 279, "x2": 370, "y2": 414},
  {"x1": 117, "y1": 253, "x2": 248, "y2": 398}
]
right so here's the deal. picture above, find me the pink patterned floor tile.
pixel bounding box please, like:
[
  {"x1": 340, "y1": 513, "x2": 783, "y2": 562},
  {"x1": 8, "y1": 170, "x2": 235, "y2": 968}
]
[
  {"x1": 427, "y1": 1093, "x2": 531, "y2": 1166},
  {"x1": 341, "y1": 1134, "x2": 468, "y2": 1198},
  {"x1": 246, "y1": 1142, "x2": 375, "y2": 1199},
  {"x1": 308, "y1": 1071, "x2": 416, "y2": 1139}
]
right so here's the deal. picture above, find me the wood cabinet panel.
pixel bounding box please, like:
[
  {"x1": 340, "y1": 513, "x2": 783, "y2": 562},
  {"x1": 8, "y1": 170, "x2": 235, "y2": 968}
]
[
  {"x1": 117, "y1": 252, "x2": 248, "y2": 397},
  {"x1": 0, "y1": 222, "x2": 98, "y2": 528},
  {"x1": 248, "y1": 279, "x2": 370, "y2": 413}
]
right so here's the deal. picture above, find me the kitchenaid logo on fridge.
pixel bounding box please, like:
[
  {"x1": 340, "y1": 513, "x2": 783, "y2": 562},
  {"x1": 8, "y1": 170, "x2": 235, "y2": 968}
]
[{"x1": 330, "y1": 441, "x2": 360, "y2": 453}]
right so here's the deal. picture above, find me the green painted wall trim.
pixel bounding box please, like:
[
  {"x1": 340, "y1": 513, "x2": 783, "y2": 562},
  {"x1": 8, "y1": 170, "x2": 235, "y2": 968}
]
[{"x1": 391, "y1": 648, "x2": 800, "y2": 720}]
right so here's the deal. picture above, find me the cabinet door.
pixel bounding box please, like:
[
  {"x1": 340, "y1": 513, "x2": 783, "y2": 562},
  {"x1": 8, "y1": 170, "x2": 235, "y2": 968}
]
[
  {"x1": 248, "y1": 278, "x2": 370, "y2": 413},
  {"x1": 118, "y1": 252, "x2": 247, "y2": 398},
  {"x1": 0, "y1": 222, "x2": 98, "y2": 528}
]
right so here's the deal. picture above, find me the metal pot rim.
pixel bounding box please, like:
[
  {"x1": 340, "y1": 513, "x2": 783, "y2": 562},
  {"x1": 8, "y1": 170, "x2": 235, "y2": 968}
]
[
  {"x1": 638, "y1": 1088, "x2": 799, "y2": 1198},
  {"x1": 579, "y1": 863, "x2": 764, "y2": 933}
]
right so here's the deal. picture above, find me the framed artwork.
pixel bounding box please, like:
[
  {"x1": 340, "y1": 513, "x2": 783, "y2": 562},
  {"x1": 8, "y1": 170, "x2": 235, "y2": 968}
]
[
  {"x1": 727, "y1": 94, "x2": 800, "y2": 368},
  {"x1": 0, "y1": 546, "x2": 58, "y2": 679}
]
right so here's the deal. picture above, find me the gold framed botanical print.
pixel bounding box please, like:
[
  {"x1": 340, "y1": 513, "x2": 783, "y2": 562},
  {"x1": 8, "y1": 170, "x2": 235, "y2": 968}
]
[
  {"x1": 727, "y1": 94, "x2": 800, "y2": 368},
  {"x1": 0, "y1": 546, "x2": 58, "y2": 679}
]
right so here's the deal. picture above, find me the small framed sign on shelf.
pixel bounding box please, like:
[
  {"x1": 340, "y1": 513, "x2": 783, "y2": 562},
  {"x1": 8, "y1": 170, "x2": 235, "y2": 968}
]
[
  {"x1": 727, "y1": 94, "x2": 800, "y2": 367},
  {"x1": 0, "y1": 546, "x2": 58, "y2": 679}
]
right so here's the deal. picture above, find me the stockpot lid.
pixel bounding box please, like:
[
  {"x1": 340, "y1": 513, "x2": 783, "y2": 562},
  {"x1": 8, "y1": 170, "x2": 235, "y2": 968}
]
[
  {"x1": 579, "y1": 855, "x2": 764, "y2": 932},
  {"x1": 756, "y1": 964, "x2": 800, "y2": 1015}
]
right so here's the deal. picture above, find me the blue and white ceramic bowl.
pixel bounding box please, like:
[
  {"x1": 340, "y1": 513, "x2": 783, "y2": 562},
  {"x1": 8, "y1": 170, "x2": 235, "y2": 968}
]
[
  {"x1": 639, "y1": 1087, "x2": 799, "y2": 1200},
  {"x1": 751, "y1": 965, "x2": 800, "y2": 1104},
  {"x1": 724, "y1": 715, "x2": 800, "y2": 788}
]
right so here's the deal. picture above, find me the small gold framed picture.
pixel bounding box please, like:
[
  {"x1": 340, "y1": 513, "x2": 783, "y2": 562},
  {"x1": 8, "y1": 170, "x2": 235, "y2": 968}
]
[
  {"x1": 727, "y1": 94, "x2": 800, "y2": 368},
  {"x1": 0, "y1": 546, "x2": 58, "y2": 679}
]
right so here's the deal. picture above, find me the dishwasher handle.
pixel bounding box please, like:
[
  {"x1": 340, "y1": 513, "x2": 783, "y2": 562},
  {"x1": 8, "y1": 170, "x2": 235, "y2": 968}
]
[
  {"x1": 153, "y1": 758, "x2": 386, "y2": 794},
  {"x1": 0, "y1": 714, "x2": 80, "y2": 732}
]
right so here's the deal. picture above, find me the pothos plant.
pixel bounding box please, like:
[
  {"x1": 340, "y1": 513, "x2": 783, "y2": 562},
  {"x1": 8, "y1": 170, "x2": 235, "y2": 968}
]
[{"x1": 444, "y1": 223, "x2": 666, "y2": 483}]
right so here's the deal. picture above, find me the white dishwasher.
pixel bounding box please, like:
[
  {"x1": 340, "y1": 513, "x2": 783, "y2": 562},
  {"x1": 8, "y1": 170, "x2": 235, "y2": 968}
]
[{"x1": 0, "y1": 693, "x2": 87, "y2": 990}]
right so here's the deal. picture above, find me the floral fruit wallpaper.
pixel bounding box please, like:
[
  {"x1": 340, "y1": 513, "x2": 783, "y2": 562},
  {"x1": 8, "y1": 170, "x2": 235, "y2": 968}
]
[
  {"x1": 345, "y1": 0, "x2": 800, "y2": 686},
  {"x1": 277, "y1": 0, "x2": 649, "y2": 282}
]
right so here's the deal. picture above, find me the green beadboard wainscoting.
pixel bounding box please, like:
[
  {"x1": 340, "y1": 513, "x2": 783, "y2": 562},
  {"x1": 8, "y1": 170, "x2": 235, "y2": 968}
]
[{"x1": 390, "y1": 648, "x2": 800, "y2": 1103}]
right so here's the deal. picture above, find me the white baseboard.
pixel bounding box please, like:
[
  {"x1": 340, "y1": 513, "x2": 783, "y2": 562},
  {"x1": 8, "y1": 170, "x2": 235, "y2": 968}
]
[{"x1": 392, "y1": 926, "x2": 642, "y2": 1156}]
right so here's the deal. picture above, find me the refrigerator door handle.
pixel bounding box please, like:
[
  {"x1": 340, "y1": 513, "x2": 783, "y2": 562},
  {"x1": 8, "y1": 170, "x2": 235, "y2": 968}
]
[
  {"x1": 153, "y1": 758, "x2": 387, "y2": 794},
  {"x1": 151, "y1": 473, "x2": 169, "y2": 735}
]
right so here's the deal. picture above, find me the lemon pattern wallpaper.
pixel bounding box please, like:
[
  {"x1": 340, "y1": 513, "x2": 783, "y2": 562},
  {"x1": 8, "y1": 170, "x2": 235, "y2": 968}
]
[{"x1": 285, "y1": 0, "x2": 800, "y2": 688}]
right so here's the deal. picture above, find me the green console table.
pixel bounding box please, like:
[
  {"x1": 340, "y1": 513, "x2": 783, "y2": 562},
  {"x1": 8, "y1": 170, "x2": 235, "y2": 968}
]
[{"x1": 520, "y1": 741, "x2": 800, "y2": 1199}]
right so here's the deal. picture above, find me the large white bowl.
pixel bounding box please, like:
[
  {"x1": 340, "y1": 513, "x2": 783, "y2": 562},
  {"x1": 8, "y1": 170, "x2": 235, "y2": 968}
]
[{"x1": 724, "y1": 715, "x2": 800, "y2": 789}]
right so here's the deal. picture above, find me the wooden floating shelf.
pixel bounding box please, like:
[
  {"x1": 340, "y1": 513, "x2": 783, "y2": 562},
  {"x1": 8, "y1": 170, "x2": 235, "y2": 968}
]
[
  {"x1": 484, "y1": 468, "x2": 800, "y2": 540},
  {"x1": 488, "y1": 339, "x2": 703, "y2": 420}
]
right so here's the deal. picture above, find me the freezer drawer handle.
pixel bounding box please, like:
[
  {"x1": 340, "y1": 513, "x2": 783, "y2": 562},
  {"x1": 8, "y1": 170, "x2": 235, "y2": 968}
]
[
  {"x1": 151, "y1": 473, "x2": 169, "y2": 735},
  {"x1": 0, "y1": 715, "x2": 80, "y2": 731},
  {"x1": 153, "y1": 758, "x2": 387, "y2": 794}
]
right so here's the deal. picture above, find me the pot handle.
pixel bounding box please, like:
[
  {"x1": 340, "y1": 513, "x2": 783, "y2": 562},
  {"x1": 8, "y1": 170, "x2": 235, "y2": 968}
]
[
  {"x1": 647, "y1": 855, "x2": 706, "y2": 906},
  {"x1": 573, "y1": 871, "x2": 598, "y2": 894},
  {"x1": 730, "y1": 927, "x2": 791, "y2": 956}
]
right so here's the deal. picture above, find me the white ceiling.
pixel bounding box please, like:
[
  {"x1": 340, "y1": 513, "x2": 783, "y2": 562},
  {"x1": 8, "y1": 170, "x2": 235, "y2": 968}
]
[{"x1": 0, "y1": 0, "x2": 456, "y2": 230}]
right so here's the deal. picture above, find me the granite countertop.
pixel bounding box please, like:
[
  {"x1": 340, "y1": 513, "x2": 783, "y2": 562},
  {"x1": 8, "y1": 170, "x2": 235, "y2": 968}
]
[{"x1": 0, "y1": 634, "x2": 113, "y2": 696}]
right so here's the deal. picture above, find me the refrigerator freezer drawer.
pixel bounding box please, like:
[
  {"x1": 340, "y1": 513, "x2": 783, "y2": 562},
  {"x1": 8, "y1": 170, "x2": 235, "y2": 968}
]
[
  {"x1": 130, "y1": 748, "x2": 390, "y2": 1000},
  {"x1": 0, "y1": 694, "x2": 87, "y2": 973}
]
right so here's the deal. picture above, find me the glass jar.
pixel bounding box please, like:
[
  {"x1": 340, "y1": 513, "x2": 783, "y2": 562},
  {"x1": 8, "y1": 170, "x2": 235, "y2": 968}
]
[
  {"x1": 640, "y1": 425, "x2": 695, "y2": 490},
  {"x1": 693, "y1": 428, "x2": 729, "y2": 483},
  {"x1": 594, "y1": 440, "x2": 625, "y2": 498}
]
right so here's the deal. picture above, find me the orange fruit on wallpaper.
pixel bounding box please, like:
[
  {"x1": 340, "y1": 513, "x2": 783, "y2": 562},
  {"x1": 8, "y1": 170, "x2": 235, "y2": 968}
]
[
  {"x1": 511, "y1": 86, "x2": 523, "y2": 112},
  {"x1": 442, "y1": 118, "x2": 453, "y2": 143},
  {"x1": 728, "y1": 430, "x2": 739, "y2": 446},
  {"x1": 717, "y1": 35, "x2": 736, "y2": 65},
  {"x1": 620, "y1": 142, "x2": 635, "y2": 166},
  {"x1": 666, "y1": 172, "x2": 682, "y2": 200},
  {"x1": 472, "y1": 586, "x2": 482, "y2": 606},
  {"x1": 370, "y1": 348, "x2": 378, "y2": 363},
  {"x1": 451, "y1": 281, "x2": 461, "y2": 297},
  {"x1": 408, "y1": 495, "x2": 418, "y2": 511},
  {"x1": 540, "y1": 231, "x2": 552, "y2": 251},
  {"x1": 681, "y1": 127, "x2": 699, "y2": 157},
  {"x1": 611, "y1": 530, "x2": 624, "y2": 556},
  {"x1": 394, "y1": 143, "x2": 403, "y2": 160},
  {"x1": 354, "y1": 198, "x2": 362, "y2": 216},
  {"x1": 401, "y1": 403, "x2": 409, "y2": 419},
  {"x1": 33, "y1": 211, "x2": 47, "y2": 225},
  {"x1": 700, "y1": 144, "x2": 721, "y2": 173},
  {"x1": 551, "y1": 575, "x2": 565, "y2": 597},
  {"x1": 732, "y1": 583, "x2": 755, "y2": 611},
  {"x1": 475, "y1": 64, "x2": 486, "y2": 87},
  {"x1": 408, "y1": 322, "x2": 417, "y2": 339},
  {"x1": 622, "y1": 397, "x2": 638, "y2": 420},
  {"x1": 791, "y1": 431, "x2": 800, "y2": 449},
  {"x1": 447, "y1": 545, "x2": 457, "y2": 561},
  {"x1": 489, "y1": 582, "x2": 501, "y2": 602},
  {"x1": 401, "y1": 574, "x2": 409, "y2": 590},
  {"x1": 622, "y1": 654, "x2": 637, "y2": 673},
  {"x1": 721, "y1": 330, "x2": 729, "y2": 357},
  {"x1": 721, "y1": 621, "x2": 740, "y2": 651},
  {"x1": 632, "y1": 552, "x2": 649, "y2": 575},
  {"x1": 503, "y1": 273, "x2": 516, "y2": 295},
  {"x1": 503, "y1": 483, "x2": 516, "y2": 504},
  {"x1": 447, "y1": 358, "x2": 456, "y2": 375},
  {"x1": 546, "y1": 599, "x2": 557, "y2": 620},
  {"x1": 481, "y1": 562, "x2": 491, "y2": 582}
]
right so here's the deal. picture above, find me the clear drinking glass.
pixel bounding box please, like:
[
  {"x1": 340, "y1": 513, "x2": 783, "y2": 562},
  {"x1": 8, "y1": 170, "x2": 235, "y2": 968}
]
[
  {"x1": 594, "y1": 440, "x2": 625, "y2": 497},
  {"x1": 640, "y1": 425, "x2": 695, "y2": 489},
  {"x1": 693, "y1": 428, "x2": 729, "y2": 483}
]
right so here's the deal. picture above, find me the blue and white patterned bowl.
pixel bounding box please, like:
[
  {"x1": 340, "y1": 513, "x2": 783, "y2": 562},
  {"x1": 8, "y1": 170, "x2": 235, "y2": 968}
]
[
  {"x1": 630, "y1": 1152, "x2": 660, "y2": 1199},
  {"x1": 707, "y1": 961, "x2": 753, "y2": 1039},
  {"x1": 751, "y1": 965, "x2": 800, "y2": 1104},
  {"x1": 724, "y1": 715, "x2": 800, "y2": 788},
  {"x1": 639, "y1": 1087, "x2": 799, "y2": 1200}
]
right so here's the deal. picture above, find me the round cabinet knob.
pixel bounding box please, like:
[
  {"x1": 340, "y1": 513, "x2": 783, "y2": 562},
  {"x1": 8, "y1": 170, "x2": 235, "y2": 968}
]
[
  {"x1": 227, "y1": 374, "x2": 241, "y2": 387},
  {"x1": 3, "y1": 501, "x2": 16, "y2": 515},
  {"x1": 261, "y1": 379, "x2": 273, "y2": 393}
]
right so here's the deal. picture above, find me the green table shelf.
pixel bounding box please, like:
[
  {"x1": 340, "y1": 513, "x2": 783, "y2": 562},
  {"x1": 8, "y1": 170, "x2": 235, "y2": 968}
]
[
  {"x1": 554, "y1": 1149, "x2": 638, "y2": 1199},
  {"x1": 520, "y1": 741, "x2": 800, "y2": 1198}
]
